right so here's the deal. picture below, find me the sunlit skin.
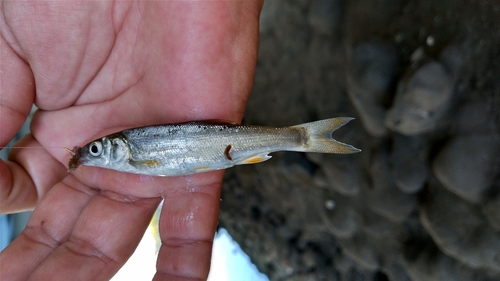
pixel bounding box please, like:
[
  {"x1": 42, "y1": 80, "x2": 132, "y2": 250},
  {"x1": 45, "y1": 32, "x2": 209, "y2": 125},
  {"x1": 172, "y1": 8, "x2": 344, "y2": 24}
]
[{"x1": 0, "y1": 1, "x2": 263, "y2": 280}]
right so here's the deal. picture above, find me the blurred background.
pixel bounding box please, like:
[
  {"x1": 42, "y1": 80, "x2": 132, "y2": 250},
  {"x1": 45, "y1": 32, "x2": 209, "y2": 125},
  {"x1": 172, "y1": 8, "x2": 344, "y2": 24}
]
[
  {"x1": 219, "y1": 0, "x2": 500, "y2": 280},
  {"x1": 2, "y1": 0, "x2": 500, "y2": 280}
]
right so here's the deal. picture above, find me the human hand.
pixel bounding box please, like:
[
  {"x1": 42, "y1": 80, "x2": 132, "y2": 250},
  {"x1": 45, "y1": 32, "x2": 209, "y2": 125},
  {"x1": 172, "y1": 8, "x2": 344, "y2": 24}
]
[{"x1": 0, "y1": 1, "x2": 262, "y2": 280}]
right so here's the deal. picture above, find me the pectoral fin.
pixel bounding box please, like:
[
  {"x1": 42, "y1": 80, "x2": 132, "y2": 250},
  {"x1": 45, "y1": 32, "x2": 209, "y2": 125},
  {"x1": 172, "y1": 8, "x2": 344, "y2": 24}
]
[
  {"x1": 129, "y1": 159, "x2": 162, "y2": 168},
  {"x1": 236, "y1": 153, "x2": 272, "y2": 165}
]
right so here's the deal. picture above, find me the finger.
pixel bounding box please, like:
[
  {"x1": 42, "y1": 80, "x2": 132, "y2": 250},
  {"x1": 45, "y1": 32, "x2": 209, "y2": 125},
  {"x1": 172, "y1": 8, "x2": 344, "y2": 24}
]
[
  {"x1": 0, "y1": 26, "x2": 34, "y2": 146},
  {"x1": 0, "y1": 26, "x2": 36, "y2": 212},
  {"x1": 70, "y1": 162, "x2": 225, "y2": 199},
  {"x1": 0, "y1": 134, "x2": 68, "y2": 213},
  {"x1": 0, "y1": 175, "x2": 98, "y2": 279},
  {"x1": 26, "y1": 185, "x2": 160, "y2": 280},
  {"x1": 154, "y1": 172, "x2": 223, "y2": 281},
  {"x1": 64, "y1": 169, "x2": 223, "y2": 281}
]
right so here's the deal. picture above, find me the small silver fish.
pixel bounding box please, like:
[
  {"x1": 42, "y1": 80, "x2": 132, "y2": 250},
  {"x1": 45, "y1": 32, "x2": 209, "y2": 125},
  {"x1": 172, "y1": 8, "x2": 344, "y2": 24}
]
[{"x1": 66, "y1": 118, "x2": 360, "y2": 176}]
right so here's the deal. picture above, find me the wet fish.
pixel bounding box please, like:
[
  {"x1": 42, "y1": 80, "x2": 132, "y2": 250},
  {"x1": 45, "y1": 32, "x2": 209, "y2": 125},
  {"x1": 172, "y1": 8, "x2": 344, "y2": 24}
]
[{"x1": 67, "y1": 118, "x2": 360, "y2": 176}]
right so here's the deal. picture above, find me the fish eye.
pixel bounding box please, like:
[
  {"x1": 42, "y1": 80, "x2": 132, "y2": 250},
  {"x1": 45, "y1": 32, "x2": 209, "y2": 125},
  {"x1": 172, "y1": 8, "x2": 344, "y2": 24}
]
[{"x1": 89, "y1": 141, "x2": 103, "y2": 157}]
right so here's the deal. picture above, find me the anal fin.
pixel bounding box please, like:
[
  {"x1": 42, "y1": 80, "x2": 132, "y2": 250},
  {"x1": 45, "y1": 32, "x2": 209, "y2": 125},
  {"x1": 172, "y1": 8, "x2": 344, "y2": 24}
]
[{"x1": 236, "y1": 153, "x2": 272, "y2": 165}]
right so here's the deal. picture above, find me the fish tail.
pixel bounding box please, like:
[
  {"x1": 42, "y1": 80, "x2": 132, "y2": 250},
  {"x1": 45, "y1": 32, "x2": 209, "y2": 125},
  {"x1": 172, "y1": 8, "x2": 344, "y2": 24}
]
[{"x1": 292, "y1": 118, "x2": 361, "y2": 154}]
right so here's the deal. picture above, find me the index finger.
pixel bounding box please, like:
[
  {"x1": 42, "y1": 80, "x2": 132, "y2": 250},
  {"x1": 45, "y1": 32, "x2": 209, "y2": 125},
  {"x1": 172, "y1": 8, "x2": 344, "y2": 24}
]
[{"x1": 154, "y1": 172, "x2": 224, "y2": 281}]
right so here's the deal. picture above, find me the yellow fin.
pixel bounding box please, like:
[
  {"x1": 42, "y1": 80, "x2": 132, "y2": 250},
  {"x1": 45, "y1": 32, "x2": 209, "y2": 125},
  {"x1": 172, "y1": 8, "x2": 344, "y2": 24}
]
[
  {"x1": 129, "y1": 159, "x2": 161, "y2": 168},
  {"x1": 238, "y1": 154, "x2": 272, "y2": 165}
]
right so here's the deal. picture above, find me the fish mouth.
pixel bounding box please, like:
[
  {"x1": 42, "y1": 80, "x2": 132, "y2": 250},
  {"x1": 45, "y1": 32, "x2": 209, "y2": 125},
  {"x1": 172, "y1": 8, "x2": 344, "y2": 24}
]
[{"x1": 66, "y1": 146, "x2": 82, "y2": 172}]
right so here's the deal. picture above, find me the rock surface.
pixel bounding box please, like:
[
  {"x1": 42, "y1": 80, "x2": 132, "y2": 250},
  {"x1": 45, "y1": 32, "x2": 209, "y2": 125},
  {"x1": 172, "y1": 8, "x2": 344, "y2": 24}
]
[
  {"x1": 390, "y1": 134, "x2": 429, "y2": 193},
  {"x1": 219, "y1": 0, "x2": 500, "y2": 280},
  {"x1": 421, "y1": 181, "x2": 500, "y2": 271},
  {"x1": 385, "y1": 61, "x2": 455, "y2": 135},
  {"x1": 347, "y1": 42, "x2": 399, "y2": 137},
  {"x1": 433, "y1": 135, "x2": 500, "y2": 203}
]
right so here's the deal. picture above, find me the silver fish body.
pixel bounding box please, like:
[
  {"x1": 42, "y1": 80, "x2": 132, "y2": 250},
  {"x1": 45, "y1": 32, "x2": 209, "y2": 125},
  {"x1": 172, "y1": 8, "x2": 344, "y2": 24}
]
[{"x1": 68, "y1": 118, "x2": 360, "y2": 176}]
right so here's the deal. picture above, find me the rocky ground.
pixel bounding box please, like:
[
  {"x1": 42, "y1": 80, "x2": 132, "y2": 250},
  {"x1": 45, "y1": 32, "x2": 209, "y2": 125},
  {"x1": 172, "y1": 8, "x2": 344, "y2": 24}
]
[{"x1": 218, "y1": 0, "x2": 500, "y2": 280}]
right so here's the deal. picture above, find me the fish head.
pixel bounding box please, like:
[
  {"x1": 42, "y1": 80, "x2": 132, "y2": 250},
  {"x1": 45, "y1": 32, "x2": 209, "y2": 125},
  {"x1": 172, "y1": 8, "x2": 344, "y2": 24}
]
[{"x1": 75, "y1": 134, "x2": 131, "y2": 170}]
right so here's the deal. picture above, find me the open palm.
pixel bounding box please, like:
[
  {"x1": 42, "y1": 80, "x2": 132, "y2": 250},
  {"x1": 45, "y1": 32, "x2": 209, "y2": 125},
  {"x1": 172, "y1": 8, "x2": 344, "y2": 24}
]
[{"x1": 0, "y1": 1, "x2": 262, "y2": 280}]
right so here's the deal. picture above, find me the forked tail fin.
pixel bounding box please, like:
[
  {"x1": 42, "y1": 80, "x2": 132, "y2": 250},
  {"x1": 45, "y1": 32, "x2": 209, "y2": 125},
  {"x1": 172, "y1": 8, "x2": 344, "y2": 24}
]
[{"x1": 291, "y1": 117, "x2": 361, "y2": 154}]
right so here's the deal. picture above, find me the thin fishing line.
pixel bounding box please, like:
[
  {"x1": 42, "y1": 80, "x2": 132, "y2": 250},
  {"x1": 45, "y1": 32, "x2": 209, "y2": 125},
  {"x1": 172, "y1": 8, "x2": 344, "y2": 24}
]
[{"x1": 0, "y1": 146, "x2": 68, "y2": 149}]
